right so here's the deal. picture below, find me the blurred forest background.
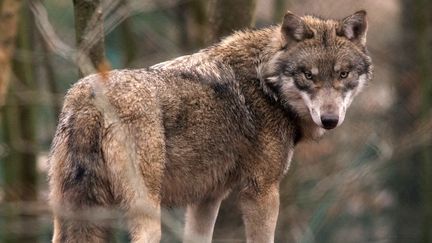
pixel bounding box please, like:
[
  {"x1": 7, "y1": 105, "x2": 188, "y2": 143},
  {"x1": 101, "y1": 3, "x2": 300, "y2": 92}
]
[{"x1": 0, "y1": 0, "x2": 431, "y2": 242}]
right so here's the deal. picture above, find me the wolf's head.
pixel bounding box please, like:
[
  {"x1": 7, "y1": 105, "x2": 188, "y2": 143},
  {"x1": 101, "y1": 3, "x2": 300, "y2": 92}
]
[{"x1": 261, "y1": 10, "x2": 372, "y2": 130}]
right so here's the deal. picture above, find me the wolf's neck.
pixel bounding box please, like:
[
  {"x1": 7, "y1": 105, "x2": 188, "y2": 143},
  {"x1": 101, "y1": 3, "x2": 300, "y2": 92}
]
[{"x1": 205, "y1": 26, "x2": 283, "y2": 79}]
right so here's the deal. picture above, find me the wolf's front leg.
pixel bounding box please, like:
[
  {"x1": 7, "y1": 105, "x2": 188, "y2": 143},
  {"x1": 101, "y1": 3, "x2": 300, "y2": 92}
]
[
  {"x1": 239, "y1": 184, "x2": 280, "y2": 243},
  {"x1": 183, "y1": 196, "x2": 223, "y2": 243}
]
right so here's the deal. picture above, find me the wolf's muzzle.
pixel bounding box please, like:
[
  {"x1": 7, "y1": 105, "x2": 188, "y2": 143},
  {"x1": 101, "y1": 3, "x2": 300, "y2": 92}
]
[{"x1": 320, "y1": 114, "x2": 339, "y2": 130}]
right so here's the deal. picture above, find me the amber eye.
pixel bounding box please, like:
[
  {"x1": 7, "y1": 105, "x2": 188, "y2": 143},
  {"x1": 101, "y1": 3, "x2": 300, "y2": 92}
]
[
  {"x1": 340, "y1": 71, "x2": 349, "y2": 79},
  {"x1": 303, "y1": 71, "x2": 313, "y2": 80}
]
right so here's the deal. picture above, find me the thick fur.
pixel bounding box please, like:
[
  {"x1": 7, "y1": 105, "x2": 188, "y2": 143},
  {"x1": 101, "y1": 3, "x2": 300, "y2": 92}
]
[{"x1": 49, "y1": 11, "x2": 372, "y2": 243}]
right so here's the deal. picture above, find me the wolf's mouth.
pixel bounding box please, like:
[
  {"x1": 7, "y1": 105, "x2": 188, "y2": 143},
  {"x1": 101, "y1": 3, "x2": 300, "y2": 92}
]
[{"x1": 322, "y1": 124, "x2": 337, "y2": 130}]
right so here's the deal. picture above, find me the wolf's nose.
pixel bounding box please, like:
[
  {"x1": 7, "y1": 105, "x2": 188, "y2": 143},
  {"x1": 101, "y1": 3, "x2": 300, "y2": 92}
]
[{"x1": 321, "y1": 114, "x2": 339, "y2": 129}]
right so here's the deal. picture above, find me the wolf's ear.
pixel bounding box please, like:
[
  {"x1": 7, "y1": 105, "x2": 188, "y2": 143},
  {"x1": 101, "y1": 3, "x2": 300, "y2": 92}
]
[
  {"x1": 281, "y1": 11, "x2": 314, "y2": 46},
  {"x1": 338, "y1": 10, "x2": 368, "y2": 46}
]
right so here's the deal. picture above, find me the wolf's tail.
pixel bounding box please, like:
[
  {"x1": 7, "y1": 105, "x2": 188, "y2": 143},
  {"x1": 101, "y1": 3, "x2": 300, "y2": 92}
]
[{"x1": 48, "y1": 83, "x2": 117, "y2": 242}]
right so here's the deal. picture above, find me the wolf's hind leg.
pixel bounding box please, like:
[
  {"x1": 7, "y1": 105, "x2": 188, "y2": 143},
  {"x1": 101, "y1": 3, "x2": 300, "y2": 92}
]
[
  {"x1": 52, "y1": 214, "x2": 116, "y2": 243},
  {"x1": 102, "y1": 116, "x2": 165, "y2": 243},
  {"x1": 49, "y1": 102, "x2": 121, "y2": 243},
  {"x1": 183, "y1": 196, "x2": 224, "y2": 243},
  {"x1": 125, "y1": 197, "x2": 161, "y2": 243}
]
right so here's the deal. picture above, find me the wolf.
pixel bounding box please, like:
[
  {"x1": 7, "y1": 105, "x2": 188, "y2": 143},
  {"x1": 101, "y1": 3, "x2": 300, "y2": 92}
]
[{"x1": 49, "y1": 10, "x2": 372, "y2": 243}]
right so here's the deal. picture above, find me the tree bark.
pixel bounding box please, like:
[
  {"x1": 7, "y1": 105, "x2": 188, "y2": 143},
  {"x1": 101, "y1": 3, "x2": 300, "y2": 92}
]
[
  {"x1": 207, "y1": 0, "x2": 257, "y2": 43},
  {"x1": 273, "y1": 0, "x2": 287, "y2": 22},
  {"x1": 4, "y1": 0, "x2": 37, "y2": 204},
  {"x1": 1, "y1": 3, "x2": 39, "y2": 242},
  {"x1": 0, "y1": 0, "x2": 21, "y2": 106},
  {"x1": 391, "y1": 0, "x2": 432, "y2": 242},
  {"x1": 73, "y1": 0, "x2": 107, "y2": 77},
  {"x1": 414, "y1": 0, "x2": 432, "y2": 242},
  {"x1": 175, "y1": 0, "x2": 207, "y2": 50}
]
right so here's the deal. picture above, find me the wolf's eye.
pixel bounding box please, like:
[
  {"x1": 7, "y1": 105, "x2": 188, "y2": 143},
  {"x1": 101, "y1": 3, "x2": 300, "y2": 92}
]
[
  {"x1": 303, "y1": 71, "x2": 313, "y2": 80},
  {"x1": 340, "y1": 71, "x2": 349, "y2": 79}
]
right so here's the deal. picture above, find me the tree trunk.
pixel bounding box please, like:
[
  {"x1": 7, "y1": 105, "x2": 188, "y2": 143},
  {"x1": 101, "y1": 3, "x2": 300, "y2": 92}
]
[
  {"x1": 116, "y1": 0, "x2": 136, "y2": 67},
  {"x1": 1, "y1": 3, "x2": 39, "y2": 242},
  {"x1": 5, "y1": 0, "x2": 37, "y2": 208},
  {"x1": 73, "y1": 0, "x2": 107, "y2": 77},
  {"x1": 0, "y1": 0, "x2": 21, "y2": 106},
  {"x1": 414, "y1": 0, "x2": 432, "y2": 241},
  {"x1": 207, "y1": 0, "x2": 257, "y2": 43},
  {"x1": 273, "y1": 0, "x2": 287, "y2": 22},
  {"x1": 174, "y1": 0, "x2": 207, "y2": 51},
  {"x1": 391, "y1": 0, "x2": 432, "y2": 242}
]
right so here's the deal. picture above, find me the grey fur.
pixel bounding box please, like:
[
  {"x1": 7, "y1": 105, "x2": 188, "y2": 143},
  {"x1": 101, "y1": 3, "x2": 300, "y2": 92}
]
[{"x1": 49, "y1": 10, "x2": 372, "y2": 243}]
